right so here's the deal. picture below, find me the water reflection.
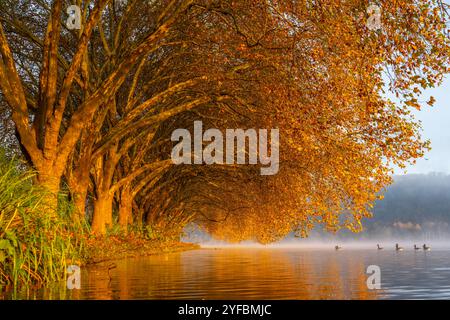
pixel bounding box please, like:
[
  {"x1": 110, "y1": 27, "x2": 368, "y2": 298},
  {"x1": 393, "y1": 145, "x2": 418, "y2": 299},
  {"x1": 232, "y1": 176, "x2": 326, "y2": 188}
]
[{"x1": 3, "y1": 248, "x2": 450, "y2": 300}]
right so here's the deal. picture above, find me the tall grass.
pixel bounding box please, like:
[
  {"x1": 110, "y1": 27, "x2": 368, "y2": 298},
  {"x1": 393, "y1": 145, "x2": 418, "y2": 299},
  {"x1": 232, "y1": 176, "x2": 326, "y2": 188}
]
[{"x1": 0, "y1": 150, "x2": 85, "y2": 287}]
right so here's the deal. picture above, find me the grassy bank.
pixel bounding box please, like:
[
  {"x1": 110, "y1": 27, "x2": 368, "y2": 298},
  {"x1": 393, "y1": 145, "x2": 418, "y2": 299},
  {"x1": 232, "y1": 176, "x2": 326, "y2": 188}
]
[
  {"x1": 0, "y1": 151, "x2": 84, "y2": 286},
  {"x1": 0, "y1": 150, "x2": 198, "y2": 288},
  {"x1": 83, "y1": 236, "x2": 199, "y2": 265}
]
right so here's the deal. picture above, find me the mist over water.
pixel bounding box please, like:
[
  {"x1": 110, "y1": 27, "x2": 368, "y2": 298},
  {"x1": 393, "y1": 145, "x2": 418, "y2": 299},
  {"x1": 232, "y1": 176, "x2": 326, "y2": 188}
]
[{"x1": 198, "y1": 239, "x2": 450, "y2": 250}]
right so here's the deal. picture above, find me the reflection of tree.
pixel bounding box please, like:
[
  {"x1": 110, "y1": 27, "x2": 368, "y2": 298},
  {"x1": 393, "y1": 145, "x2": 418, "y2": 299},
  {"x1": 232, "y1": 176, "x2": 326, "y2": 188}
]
[
  {"x1": 4, "y1": 249, "x2": 386, "y2": 299},
  {"x1": 109, "y1": 249, "x2": 383, "y2": 300}
]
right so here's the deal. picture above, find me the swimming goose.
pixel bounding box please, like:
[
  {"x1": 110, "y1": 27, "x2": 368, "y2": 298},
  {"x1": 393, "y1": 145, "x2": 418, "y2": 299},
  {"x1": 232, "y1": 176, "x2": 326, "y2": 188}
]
[
  {"x1": 414, "y1": 244, "x2": 421, "y2": 250},
  {"x1": 335, "y1": 245, "x2": 342, "y2": 250},
  {"x1": 423, "y1": 244, "x2": 431, "y2": 251},
  {"x1": 395, "y1": 243, "x2": 404, "y2": 251},
  {"x1": 377, "y1": 244, "x2": 384, "y2": 250}
]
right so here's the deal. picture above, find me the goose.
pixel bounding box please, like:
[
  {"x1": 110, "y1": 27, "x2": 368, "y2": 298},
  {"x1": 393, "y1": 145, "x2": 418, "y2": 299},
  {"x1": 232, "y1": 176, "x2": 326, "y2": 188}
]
[
  {"x1": 335, "y1": 245, "x2": 342, "y2": 250},
  {"x1": 377, "y1": 244, "x2": 384, "y2": 250},
  {"x1": 423, "y1": 244, "x2": 431, "y2": 251},
  {"x1": 414, "y1": 244, "x2": 421, "y2": 250},
  {"x1": 395, "y1": 243, "x2": 404, "y2": 251}
]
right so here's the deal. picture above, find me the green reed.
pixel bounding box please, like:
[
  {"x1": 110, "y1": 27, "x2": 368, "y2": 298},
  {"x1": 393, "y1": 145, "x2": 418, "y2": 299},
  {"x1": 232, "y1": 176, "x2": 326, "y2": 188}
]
[{"x1": 0, "y1": 150, "x2": 85, "y2": 287}]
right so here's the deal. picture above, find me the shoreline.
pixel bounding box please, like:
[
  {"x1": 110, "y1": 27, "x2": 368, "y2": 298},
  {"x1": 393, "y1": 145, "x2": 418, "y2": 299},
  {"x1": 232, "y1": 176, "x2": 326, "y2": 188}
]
[
  {"x1": 0, "y1": 239, "x2": 200, "y2": 299},
  {"x1": 83, "y1": 237, "x2": 200, "y2": 266}
]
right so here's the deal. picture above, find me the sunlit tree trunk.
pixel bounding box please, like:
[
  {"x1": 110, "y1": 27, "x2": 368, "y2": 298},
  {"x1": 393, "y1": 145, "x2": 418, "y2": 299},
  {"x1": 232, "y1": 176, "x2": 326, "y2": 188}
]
[
  {"x1": 68, "y1": 178, "x2": 89, "y2": 223},
  {"x1": 92, "y1": 193, "x2": 113, "y2": 234},
  {"x1": 35, "y1": 164, "x2": 63, "y2": 216},
  {"x1": 0, "y1": 2, "x2": 180, "y2": 222},
  {"x1": 118, "y1": 185, "x2": 133, "y2": 229},
  {"x1": 65, "y1": 123, "x2": 105, "y2": 223},
  {"x1": 91, "y1": 146, "x2": 119, "y2": 235}
]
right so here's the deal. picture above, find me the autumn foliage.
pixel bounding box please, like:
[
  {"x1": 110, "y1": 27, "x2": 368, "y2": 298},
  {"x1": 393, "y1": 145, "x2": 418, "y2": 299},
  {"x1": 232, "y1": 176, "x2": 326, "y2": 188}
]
[{"x1": 0, "y1": 0, "x2": 449, "y2": 243}]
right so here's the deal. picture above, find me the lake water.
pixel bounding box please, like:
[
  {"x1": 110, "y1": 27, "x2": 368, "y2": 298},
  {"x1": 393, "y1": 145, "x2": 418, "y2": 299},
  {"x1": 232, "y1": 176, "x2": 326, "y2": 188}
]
[{"x1": 3, "y1": 246, "x2": 450, "y2": 300}]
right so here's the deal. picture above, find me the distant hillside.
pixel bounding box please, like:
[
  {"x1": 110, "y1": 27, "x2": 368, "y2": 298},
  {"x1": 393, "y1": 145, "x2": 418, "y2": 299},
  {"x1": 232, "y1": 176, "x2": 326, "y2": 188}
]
[
  {"x1": 327, "y1": 173, "x2": 450, "y2": 240},
  {"x1": 361, "y1": 173, "x2": 450, "y2": 238}
]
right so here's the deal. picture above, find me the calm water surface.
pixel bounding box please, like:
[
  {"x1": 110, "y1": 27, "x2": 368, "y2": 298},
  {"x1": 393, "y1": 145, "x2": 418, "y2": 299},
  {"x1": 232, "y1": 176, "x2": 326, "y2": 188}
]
[{"x1": 3, "y1": 247, "x2": 450, "y2": 299}]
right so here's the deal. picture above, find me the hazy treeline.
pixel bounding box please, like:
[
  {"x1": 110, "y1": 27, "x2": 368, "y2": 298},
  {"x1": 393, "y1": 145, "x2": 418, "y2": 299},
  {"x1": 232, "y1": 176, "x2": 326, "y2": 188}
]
[{"x1": 368, "y1": 173, "x2": 450, "y2": 238}]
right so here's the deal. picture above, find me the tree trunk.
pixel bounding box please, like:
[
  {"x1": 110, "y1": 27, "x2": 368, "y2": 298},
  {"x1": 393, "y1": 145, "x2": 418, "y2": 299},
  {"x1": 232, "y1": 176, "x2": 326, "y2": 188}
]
[
  {"x1": 67, "y1": 170, "x2": 90, "y2": 223},
  {"x1": 35, "y1": 167, "x2": 62, "y2": 217},
  {"x1": 72, "y1": 188, "x2": 88, "y2": 223},
  {"x1": 118, "y1": 186, "x2": 133, "y2": 230},
  {"x1": 91, "y1": 194, "x2": 113, "y2": 235}
]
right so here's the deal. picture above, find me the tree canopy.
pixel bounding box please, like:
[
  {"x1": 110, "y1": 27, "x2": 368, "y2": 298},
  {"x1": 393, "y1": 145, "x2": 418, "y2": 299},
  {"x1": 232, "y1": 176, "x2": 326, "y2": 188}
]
[{"x1": 0, "y1": 0, "x2": 449, "y2": 241}]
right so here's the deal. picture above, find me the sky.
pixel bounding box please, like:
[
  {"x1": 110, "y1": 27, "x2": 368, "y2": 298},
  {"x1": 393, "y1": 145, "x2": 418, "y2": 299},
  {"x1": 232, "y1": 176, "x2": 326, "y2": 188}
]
[{"x1": 398, "y1": 77, "x2": 450, "y2": 175}]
